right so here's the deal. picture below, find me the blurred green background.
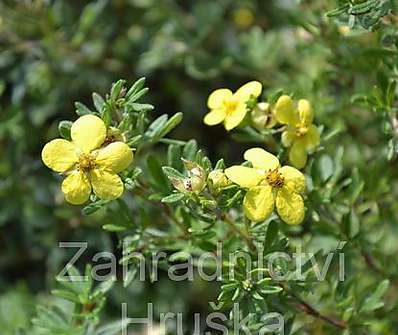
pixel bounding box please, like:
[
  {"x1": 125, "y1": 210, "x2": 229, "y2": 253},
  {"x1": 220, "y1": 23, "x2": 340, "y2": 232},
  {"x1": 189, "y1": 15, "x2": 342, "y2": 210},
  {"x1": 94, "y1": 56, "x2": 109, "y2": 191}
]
[{"x1": 1, "y1": 0, "x2": 397, "y2": 333}]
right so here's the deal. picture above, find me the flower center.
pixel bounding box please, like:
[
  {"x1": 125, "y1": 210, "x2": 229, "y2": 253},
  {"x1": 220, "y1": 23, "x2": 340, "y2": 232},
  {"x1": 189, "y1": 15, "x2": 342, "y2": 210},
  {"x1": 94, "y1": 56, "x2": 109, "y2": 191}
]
[
  {"x1": 266, "y1": 169, "x2": 284, "y2": 188},
  {"x1": 78, "y1": 153, "x2": 96, "y2": 171},
  {"x1": 223, "y1": 97, "x2": 239, "y2": 115},
  {"x1": 295, "y1": 124, "x2": 308, "y2": 137}
]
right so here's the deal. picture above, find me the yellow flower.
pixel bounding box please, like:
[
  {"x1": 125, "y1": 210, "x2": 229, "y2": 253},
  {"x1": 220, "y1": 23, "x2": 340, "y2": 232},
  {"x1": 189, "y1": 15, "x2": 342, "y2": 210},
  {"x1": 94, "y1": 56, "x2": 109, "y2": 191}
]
[
  {"x1": 274, "y1": 95, "x2": 320, "y2": 169},
  {"x1": 225, "y1": 148, "x2": 306, "y2": 225},
  {"x1": 233, "y1": 7, "x2": 254, "y2": 29},
  {"x1": 204, "y1": 81, "x2": 262, "y2": 131},
  {"x1": 41, "y1": 115, "x2": 133, "y2": 205},
  {"x1": 338, "y1": 25, "x2": 351, "y2": 36}
]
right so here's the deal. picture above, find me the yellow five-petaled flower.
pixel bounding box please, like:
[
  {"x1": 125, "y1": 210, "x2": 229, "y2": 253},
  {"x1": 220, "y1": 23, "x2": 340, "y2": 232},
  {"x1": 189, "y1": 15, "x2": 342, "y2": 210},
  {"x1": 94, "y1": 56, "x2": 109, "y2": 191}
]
[
  {"x1": 274, "y1": 95, "x2": 320, "y2": 169},
  {"x1": 41, "y1": 115, "x2": 133, "y2": 205},
  {"x1": 225, "y1": 148, "x2": 306, "y2": 225},
  {"x1": 204, "y1": 81, "x2": 262, "y2": 131}
]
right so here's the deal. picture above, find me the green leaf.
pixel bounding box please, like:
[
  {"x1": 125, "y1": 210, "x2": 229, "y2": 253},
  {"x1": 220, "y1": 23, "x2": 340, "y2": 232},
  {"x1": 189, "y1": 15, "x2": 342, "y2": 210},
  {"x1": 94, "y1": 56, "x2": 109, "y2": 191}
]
[
  {"x1": 58, "y1": 120, "x2": 73, "y2": 140},
  {"x1": 102, "y1": 106, "x2": 112, "y2": 127},
  {"x1": 162, "y1": 166, "x2": 185, "y2": 179},
  {"x1": 318, "y1": 154, "x2": 334, "y2": 182},
  {"x1": 78, "y1": 0, "x2": 107, "y2": 33},
  {"x1": 150, "y1": 112, "x2": 183, "y2": 141},
  {"x1": 160, "y1": 138, "x2": 186, "y2": 146},
  {"x1": 361, "y1": 280, "x2": 390, "y2": 312},
  {"x1": 92, "y1": 92, "x2": 105, "y2": 113},
  {"x1": 91, "y1": 277, "x2": 116, "y2": 299},
  {"x1": 231, "y1": 287, "x2": 241, "y2": 301},
  {"x1": 258, "y1": 285, "x2": 283, "y2": 295},
  {"x1": 349, "y1": 0, "x2": 379, "y2": 15},
  {"x1": 224, "y1": 190, "x2": 242, "y2": 208},
  {"x1": 147, "y1": 155, "x2": 170, "y2": 192},
  {"x1": 183, "y1": 139, "x2": 198, "y2": 160},
  {"x1": 75, "y1": 101, "x2": 93, "y2": 116},
  {"x1": 82, "y1": 200, "x2": 109, "y2": 216},
  {"x1": 123, "y1": 267, "x2": 138, "y2": 287},
  {"x1": 126, "y1": 77, "x2": 146, "y2": 99},
  {"x1": 127, "y1": 88, "x2": 149, "y2": 104},
  {"x1": 267, "y1": 88, "x2": 284, "y2": 104},
  {"x1": 342, "y1": 210, "x2": 360, "y2": 239},
  {"x1": 127, "y1": 135, "x2": 142, "y2": 146},
  {"x1": 102, "y1": 224, "x2": 127, "y2": 232},
  {"x1": 145, "y1": 114, "x2": 168, "y2": 138},
  {"x1": 325, "y1": 3, "x2": 350, "y2": 17},
  {"x1": 386, "y1": 80, "x2": 397, "y2": 107},
  {"x1": 95, "y1": 321, "x2": 125, "y2": 335},
  {"x1": 167, "y1": 144, "x2": 183, "y2": 169},
  {"x1": 265, "y1": 220, "x2": 279, "y2": 247},
  {"x1": 129, "y1": 103, "x2": 154, "y2": 112},
  {"x1": 56, "y1": 266, "x2": 91, "y2": 300},
  {"x1": 161, "y1": 193, "x2": 185, "y2": 203},
  {"x1": 51, "y1": 289, "x2": 80, "y2": 303},
  {"x1": 32, "y1": 306, "x2": 69, "y2": 330},
  {"x1": 214, "y1": 159, "x2": 225, "y2": 170},
  {"x1": 110, "y1": 79, "x2": 125, "y2": 101}
]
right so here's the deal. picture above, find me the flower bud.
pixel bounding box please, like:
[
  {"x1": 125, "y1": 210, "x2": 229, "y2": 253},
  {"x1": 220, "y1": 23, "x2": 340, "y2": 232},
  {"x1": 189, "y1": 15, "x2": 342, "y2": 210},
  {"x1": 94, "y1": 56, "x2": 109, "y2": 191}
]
[
  {"x1": 170, "y1": 159, "x2": 206, "y2": 193},
  {"x1": 170, "y1": 178, "x2": 187, "y2": 193},
  {"x1": 208, "y1": 170, "x2": 230, "y2": 193},
  {"x1": 251, "y1": 102, "x2": 277, "y2": 130},
  {"x1": 106, "y1": 126, "x2": 127, "y2": 143}
]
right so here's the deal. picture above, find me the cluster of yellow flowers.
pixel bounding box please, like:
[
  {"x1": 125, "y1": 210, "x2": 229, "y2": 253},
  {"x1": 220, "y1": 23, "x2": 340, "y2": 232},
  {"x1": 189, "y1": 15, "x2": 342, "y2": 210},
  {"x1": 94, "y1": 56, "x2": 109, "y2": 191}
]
[
  {"x1": 41, "y1": 81, "x2": 315, "y2": 227},
  {"x1": 42, "y1": 115, "x2": 133, "y2": 204},
  {"x1": 204, "y1": 82, "x2": 320, "y2": 169},
  {"x1": 203, "y1": 81, "x2": 320, "y2": 225}
]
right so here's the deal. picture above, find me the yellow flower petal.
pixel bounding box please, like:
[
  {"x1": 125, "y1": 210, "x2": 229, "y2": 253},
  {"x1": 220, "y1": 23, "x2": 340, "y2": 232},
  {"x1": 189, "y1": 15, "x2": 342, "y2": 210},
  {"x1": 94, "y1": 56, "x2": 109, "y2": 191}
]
[
  {"x1": 279, "y1": 166, "x2": 306, "y2": 194},
  {"x1": 61, "y1": 170, "x2": 91, "y2": 205},
  {"x1": 225, "y1": 166, "x2": 263, "y2": 188},
  {"x1": 298, "y1": 99, "x2": 313, "y2": 126},
  {"x1": 234, "y1": 81, "x2": 262, "y2": 102},
  {"x1": 243, "y1": 185, "x2": 275, "y2": 222},
  {"x1": 244, "y1": 148, "x2": 280, "y2": 170},
  {"x1": 204, "y1": 109, "x2": 227, "y2": 126},
  {"x1": 224, "y1": 103, "x2": 247, "y2": 130},
  {"x1": 281, "y1": 128, "x2": 296, "y2": 147},
  {"x1": 207, "y1": 89, "x2": 233, "y2": 109},
  {"x1": 289, "y1": 141, "x2": 308, "y2": 169},
  {"x1": 41, "y1": 139, "x2": 78, "y2": 173},
  {"x1": 71, "y1": 115, "x2": 106, "y2": 153},
  {"x1": 274, "y1": 95, "x2": 299, "y2": 125},
  {"x1": 302, "y1": 125, "x2": 320, "y2": 150},
  {"x1": 275, "y1": 188, "x2": 305, "y2": 225},
  {"x1": 90, "y1": 168, "x2": 124, "y2": 200},
  {"x1": 95, "y1": 142, "x2": 133, "y2": 173}
]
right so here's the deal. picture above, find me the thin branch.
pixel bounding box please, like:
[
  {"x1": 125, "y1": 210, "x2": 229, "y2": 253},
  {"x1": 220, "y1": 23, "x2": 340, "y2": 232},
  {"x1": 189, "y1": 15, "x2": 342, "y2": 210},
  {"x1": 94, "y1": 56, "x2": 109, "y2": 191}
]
[
  {"x1": 292, "y1": 293, "x2": 347, "y2": 329},
  {"x1": 361, "y1": 250, "x2": 398, "y2": 289},
  {"x1": 134, "y1": 185, "x2": 189, "y2": 236},
  {"x1": 281, "y1": 284, "x2": 347, "y2": 329},
  {"x1": 222, "y1": 214, "x2": 256, "y2": 251}
]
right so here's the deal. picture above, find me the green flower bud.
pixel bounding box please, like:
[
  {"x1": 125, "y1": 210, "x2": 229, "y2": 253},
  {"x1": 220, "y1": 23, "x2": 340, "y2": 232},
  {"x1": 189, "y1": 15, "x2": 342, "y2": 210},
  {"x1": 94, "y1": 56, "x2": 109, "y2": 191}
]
[
  {"x1": 171, "y1": 159, "x2": 206, "y2": 193},
  {"x1": 170, "y1": 178, "x2": 187, "y2": 193},
  {"x1": 106, "y1": 126, "x2": 127, "y2": 144},
  {"x1": 208, "y1": 169, "x2": 230, "y2": 193},
  {"x1": 251, "y1": 102, "x2": 277, "y2": 130}
]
